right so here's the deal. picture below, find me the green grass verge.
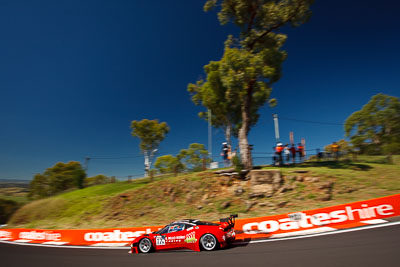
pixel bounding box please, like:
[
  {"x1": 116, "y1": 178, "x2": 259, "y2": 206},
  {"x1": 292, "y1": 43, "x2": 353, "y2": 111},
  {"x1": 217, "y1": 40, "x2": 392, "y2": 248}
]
[{"x1": 6, "y1": 155, "x2": 400, "y2": 229}]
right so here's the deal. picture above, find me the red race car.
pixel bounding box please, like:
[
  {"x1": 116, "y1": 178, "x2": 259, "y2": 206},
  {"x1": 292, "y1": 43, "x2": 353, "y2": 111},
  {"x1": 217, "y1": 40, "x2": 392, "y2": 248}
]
[{"x1": 129, "y1": 214, "x2": 237, "y2": 253}]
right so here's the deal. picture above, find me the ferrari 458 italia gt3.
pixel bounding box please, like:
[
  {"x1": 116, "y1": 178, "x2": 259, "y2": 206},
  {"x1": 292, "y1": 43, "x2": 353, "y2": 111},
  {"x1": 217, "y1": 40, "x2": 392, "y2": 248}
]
[{"x1": 129, "y1": 214, "x2": 237, "y2": 253}]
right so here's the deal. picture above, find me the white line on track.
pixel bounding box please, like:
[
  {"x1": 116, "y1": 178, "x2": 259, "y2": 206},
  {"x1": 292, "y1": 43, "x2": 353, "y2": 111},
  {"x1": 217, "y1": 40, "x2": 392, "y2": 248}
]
[
  {"x1": 14, "y1": 239, "x2": 33, "y2": 243},
  {"x1": 42, "y1": 241, "x2": 69, "y2": 245},
  {"x1": 240, "y1": 221, "x2": 400, "y2": 245},
  {"x1": 1, "y1": 221, "x2": 400, "y2": 250},
  {"x1": 269, "y1": 227, "x2": 336, "y2": 238},
  {"x1": 360, "y1": 219, "x2": 388, "y2": 224}
]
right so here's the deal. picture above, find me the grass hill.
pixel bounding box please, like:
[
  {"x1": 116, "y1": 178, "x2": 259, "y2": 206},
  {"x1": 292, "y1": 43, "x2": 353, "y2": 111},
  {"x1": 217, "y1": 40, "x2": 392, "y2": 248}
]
[{"x1": 7, "y1": 156, "x2": 400, "y2": 229}]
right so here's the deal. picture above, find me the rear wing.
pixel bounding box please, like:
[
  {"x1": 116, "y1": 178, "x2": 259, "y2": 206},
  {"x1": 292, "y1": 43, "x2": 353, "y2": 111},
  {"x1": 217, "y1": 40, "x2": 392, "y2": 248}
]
[{"x1": 219, "y1": 214, "x2": 238, "y2": 229}]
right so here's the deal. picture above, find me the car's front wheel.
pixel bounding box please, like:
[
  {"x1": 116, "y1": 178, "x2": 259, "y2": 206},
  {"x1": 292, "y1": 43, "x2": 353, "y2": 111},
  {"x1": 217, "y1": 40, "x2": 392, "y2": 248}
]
[
  {"x1": 138, "y1": 238, "x2": 153, "y2": 253},
  {"x1": 200, "y1": 233, "x2": 218, "y2": 251}
]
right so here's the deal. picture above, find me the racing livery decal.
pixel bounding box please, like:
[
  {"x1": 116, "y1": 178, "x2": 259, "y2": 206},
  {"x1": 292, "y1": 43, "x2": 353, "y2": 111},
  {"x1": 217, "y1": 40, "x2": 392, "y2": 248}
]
[{"x1": 184, "y1": 232, "x2": 197, "y2": 243}]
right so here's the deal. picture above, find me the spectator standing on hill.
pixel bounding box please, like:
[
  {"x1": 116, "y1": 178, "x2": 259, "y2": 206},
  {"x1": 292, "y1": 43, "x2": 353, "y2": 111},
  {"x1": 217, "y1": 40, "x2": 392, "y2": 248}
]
[
  {"x1": 297, "y1": 143, "x2": 304, "y2": 163},
  {"x1": 221, "y1": 142, "x2": 230, "y2": 167},
  {"x1": 227, "y1": 145, "x2": 232, "y2": 163},
  {"x1": 316, "y1": 148, "x2": 323, "y2": 161},
  {"x1": 283, "y1": 144, "x2": 290, "y2": 164},
  {"x1": 230, "y1": 147, "x2": 236, "y2": 160},
  {"x1": 275, "y1": 143, "x2": 284, "y2": 165},
  {"x1": 331, "y1": 141, "x2": 340, "y2": 161},
  {"x1": 272, "y1": 146, "x2": 277, "y2": 165},
  {"x1": 290, "y1": 144, "x2": 296, "y2": 164}
]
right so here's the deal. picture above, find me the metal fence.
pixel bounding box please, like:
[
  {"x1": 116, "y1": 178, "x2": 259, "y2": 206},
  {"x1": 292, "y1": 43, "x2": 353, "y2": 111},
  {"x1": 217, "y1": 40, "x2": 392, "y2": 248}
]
[{"x1": 85, "y1": 148, "x2": 341, "y2": 181}]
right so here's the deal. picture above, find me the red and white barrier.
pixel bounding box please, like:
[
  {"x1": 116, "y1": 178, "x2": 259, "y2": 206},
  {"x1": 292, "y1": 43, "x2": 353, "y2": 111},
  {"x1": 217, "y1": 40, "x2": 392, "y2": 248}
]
[
  {"x1": 1, "y1": 194, "x2": 399, "y2": 247},
  {"x1": 235, "y1": 193, "x2": 399, "y2": 240}
]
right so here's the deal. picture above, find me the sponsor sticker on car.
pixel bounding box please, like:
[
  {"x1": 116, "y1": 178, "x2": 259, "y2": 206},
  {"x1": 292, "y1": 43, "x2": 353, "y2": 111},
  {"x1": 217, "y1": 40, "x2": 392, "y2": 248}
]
[{"x1": 184, "y1": 232, "x2": 197, "y2": 243}]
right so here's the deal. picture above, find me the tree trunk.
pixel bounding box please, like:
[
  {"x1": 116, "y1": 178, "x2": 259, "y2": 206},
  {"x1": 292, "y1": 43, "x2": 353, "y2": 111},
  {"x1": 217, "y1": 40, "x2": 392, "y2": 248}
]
[
  {"x1": 202, "y1": 157, "x2": 207, "y2": 171},
  {"x1": 225, "y1": 122, "x2": 232, "y2": 147},
  {"x1": 144, "y1": 151, "x2": 150, "y2": 177},
  {"x1": 238, "y1": 127, "x2": 252, "y2": 169},
  {"x1": 238, "y1": 82, "x2": 254, "y2": 170},
  {"x1": 144, "y1": 149, "x2": 157, "y2": 178}
]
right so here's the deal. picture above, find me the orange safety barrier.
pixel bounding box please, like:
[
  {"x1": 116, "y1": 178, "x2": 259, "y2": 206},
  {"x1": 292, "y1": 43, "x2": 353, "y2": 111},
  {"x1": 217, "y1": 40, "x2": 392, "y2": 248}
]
[
  {"x1": 1, "y1": 194, "x2": 399, "y2": 246},
  {"x1": 234, "y1": 193, "x2": 400, "y2": 240}
]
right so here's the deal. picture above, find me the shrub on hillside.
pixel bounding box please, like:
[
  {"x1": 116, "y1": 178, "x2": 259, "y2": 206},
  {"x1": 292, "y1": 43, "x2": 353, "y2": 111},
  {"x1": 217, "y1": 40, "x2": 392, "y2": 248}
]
[
  {"x1": 84, "y1": 174, "x2": 111, "y2": 187},
  {"x1": 28, "y1": 161, "x2": 86, "y2": 199},
  {"x1": 0, "y1": 198, "x2": 20, "y2": 224},
  {"x1": 178, "y1": 143, "x2": 210, "y2": 172},
  {"x1": 154, "y1": 155, "x2": 184, "y2": 174}
]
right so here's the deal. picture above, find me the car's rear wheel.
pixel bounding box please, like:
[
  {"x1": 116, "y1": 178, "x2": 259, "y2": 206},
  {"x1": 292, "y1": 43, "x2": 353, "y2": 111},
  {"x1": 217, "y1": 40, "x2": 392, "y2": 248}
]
[
  {"x1": 200, "y1": 233, "x2": 218, "y2": 251},
  {"x1": 138, "y1": 238, "x2": 153, "y2": 253}
]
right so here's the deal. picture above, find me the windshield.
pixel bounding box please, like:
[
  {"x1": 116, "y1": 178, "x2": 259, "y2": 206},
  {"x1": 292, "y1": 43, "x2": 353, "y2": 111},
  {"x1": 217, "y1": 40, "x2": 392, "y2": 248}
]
[
  {"x1": 153, "y1": 223, "x2": 188, "y2": 234},
  {"x1": 153, "y1": 225, "x2": 169, "y2": 235}
]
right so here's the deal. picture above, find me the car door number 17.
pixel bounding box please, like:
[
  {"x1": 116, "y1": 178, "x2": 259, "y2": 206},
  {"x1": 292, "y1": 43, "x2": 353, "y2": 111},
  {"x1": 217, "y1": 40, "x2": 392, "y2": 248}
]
[{"x1": 156, "y1": 236, "x2": 166, "y2": 246}]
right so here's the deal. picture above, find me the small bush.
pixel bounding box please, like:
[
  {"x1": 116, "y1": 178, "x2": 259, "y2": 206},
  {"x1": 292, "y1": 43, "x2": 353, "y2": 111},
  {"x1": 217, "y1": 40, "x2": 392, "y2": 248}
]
[
  {"x1": 231, "y1": 155, "x2": 243, "y2": 172},
  {"x1": 0, "y1": 198, "x2": 20, "y2": 224}
]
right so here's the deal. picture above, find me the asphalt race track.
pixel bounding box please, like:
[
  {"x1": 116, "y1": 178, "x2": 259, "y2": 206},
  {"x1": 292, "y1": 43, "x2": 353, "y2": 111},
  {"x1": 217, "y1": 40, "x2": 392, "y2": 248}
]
[{"x1": 1, "y1": 224, "x2": 399, "y2": 267}]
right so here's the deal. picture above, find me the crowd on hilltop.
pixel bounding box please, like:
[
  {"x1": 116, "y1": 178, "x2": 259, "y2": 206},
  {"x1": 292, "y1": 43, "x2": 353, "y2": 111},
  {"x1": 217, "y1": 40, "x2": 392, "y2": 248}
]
[
  {"x1": 273, "y1": 143, "x2": 305, "y2": 166},
  {"x1": 220, "y1": 141, "x2": 342, "y2": 167},
  {"x1": 220, "y1": 142, "x2": 306, "y2": 167}
]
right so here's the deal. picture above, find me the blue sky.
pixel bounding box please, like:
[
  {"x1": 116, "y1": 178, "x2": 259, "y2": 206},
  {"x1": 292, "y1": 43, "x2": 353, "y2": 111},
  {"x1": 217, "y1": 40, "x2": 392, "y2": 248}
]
[{"x1": 0, "y1": 0, "x2": 399, "y2": 180}]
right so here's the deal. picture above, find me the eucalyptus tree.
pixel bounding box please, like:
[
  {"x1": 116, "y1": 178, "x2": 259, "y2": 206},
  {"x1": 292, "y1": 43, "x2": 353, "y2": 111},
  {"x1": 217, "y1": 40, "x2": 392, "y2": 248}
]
[
  {"x1": 190, "y1": 0, "x2": 314, "y2": 169},
  {"x1": 345, "y1": 94, "x2": 400, "y2": 156},
  {"x1": 154, "y1": 155, "x2": 184, "y2": 175},
  {"x1": 130, "y1": 119, "x2": 170, "y2": 177},
  {"x1": 178, "y1": 143, "x2": 209, "y2": 172},
  {"x1": 188, "y1": 61, "x2": 241, "y2": 146}
]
